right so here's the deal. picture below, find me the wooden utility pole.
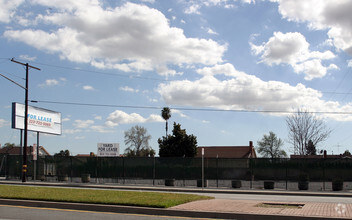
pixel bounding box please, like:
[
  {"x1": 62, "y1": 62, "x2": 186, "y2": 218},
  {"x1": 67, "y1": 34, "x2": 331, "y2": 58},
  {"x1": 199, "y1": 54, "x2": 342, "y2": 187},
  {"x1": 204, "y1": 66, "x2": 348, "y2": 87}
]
[{"x1": 11, "y1": 58, "x2": 40, "y2": 182}]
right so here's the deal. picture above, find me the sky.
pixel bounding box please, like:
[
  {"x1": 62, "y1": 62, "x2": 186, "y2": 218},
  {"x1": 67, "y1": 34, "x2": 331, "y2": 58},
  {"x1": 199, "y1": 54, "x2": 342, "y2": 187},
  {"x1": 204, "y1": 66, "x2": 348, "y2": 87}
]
[{"x1": 1, "y1": 0, "x2": 352, "y2": 156}]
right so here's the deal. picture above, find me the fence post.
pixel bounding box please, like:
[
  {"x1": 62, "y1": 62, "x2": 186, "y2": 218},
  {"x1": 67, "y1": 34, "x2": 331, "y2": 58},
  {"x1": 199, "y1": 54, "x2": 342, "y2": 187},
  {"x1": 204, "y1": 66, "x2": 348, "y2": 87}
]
[
  {"x1": 250, "y1": 158, "x2": 253, "y2": 189},
  {"x1": 95, "y1": 157, "x2": 98, "y2": 184},
  {"x1": 323, "y1": 158, "x2": 325, "y2": 191},
  {"x1": 122, "y1": 157, "x2": 125, "y2": 184},
  {"x1": 153, "y1": 156, "x2": 155, "y2": 186},
  {"x1": 285, "y1": 158, "x2": 288, "y2": 190},
  {"x1": 216, "y1": 156, "x2": 219, "y2": 188},
  {"x1": 70, "y1": 156, "x2": 73, "y2": 182}
]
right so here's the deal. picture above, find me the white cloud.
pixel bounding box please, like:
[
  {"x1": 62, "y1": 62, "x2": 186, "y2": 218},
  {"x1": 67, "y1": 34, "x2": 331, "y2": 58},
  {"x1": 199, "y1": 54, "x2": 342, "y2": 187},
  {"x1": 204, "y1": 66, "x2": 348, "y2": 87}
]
[
  {"x1": 171, "y1": 109, "x2": 188, "y2": 118},
  {"x1": 90, "y1": 125, "x2": 113, "y2": 133},
  {"x1": 39, "y1": 78, "x2": 66, "y2": 87},
  {"x1": 83, "y1": 85, "x2": 95, "y2": 91},
  {"x1": 184, "y1": 3, "x2": 201, "y2": 14},
  {"x1": 62, "y1": 117, "x2": 70, "y2": 122},
  {"x1": 149, "y1": 98, "x2": 158, "y2": 103},
  {"x1": 19, "y1": 54, "x2": 37, "y2": 61},
  {"x1": 251, "y1": 32, "x2": 336, "y2": 80},
  {"x1": 105, "y1": 110, "x2": 163, "y2": 127},
  {"x1": 63, "y1": 129, "x2": 81, "y2": 134},
  {"x1": 158, "y1": 63, "x2": 352, "y2": 121},
  {"x1": 184, "y1": 0, "x2": 243, "y2": 14},
  {"x1": 74, "y1": 136, "x2": 85, "y2": 140},
  {"x1": 274, "y1": 0, "x2": 352, "y2": 55},
  {"x1": 348, "y1": 60, "x2": 352, "y2": 67},
  {"x1": 4, "y1": 2, "x2": 226, "y2": 77},
  {"x1": 69, "y1": 118, "x2": 113, "y2": 133},
  {"x1": 0, "y1": 0, "x2": 24, "y2": 23},
  {"x1": 94, "y1": 115, "x2": 102, "y2": 120},
  {"x1": 0, "y1": 119, "x2": 9, "y2": 128},
  {"x1": 119, "y1": 86, "x2": 139, "y2": 93},
  {"x1": 156, "y1": 65, "x2": 182, "y2": 77},
  {"x1": 207, "y1": 28, "x2": 218, "y2": 35},
  {"x1": 140, "y1": 0, "x2": 155, "y2": 3},
  {"x1": 40, "y1": 79, "x2": 59, "y2": 87},
  {"x1": 73, "y1": 119, "x2": 94, "y2": 128}
]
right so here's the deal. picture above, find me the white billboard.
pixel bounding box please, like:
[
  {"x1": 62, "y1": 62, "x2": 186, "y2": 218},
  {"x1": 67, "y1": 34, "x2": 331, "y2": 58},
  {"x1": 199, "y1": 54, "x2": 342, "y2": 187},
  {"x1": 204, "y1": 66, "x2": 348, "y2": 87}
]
[
  {"x1": 97, "y1": 143, "x2": 119, "y2": 157},
  {"x1": 12, "y1": 102, "x2": 62, "y2": 135}
]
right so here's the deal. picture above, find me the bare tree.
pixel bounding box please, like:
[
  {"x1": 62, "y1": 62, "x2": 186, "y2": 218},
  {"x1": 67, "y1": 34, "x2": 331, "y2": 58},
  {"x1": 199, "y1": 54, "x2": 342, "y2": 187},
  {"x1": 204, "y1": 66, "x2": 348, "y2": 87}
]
[{"x1": 286, "y1": 109, "x2": 332, "y2": 155}]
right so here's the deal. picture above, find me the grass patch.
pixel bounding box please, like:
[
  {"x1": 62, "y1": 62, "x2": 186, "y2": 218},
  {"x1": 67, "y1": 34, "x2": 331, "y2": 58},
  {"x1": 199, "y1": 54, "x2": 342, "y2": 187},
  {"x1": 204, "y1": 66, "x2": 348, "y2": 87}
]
[
  {"x1": 0, "y1": 185, "x2": 213, "y2": 208},
  {"x1": 256, "y1": 203, "x2": 304, "y2": 209}
]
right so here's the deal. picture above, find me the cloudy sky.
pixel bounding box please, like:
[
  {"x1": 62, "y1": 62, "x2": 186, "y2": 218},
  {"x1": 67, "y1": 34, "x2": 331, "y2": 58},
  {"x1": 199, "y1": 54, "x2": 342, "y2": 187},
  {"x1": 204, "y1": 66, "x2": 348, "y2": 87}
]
[{"x1": 1, "y1": 0, "x2": 352, "y2": 156}]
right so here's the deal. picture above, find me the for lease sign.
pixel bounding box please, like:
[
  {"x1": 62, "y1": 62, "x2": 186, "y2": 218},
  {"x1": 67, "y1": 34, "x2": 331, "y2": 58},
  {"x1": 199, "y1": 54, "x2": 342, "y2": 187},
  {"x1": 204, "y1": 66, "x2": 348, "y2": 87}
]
[
  {"x1": 97, "y1": 143, "x2": 119, "y2": 157},
  {"x1": 12, "y1": 102, "x2": 62, "y2": 135}
]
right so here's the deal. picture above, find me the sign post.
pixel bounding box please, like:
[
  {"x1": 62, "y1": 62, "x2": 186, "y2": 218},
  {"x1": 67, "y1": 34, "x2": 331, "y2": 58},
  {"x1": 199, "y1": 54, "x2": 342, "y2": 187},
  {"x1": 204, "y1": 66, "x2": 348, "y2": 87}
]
[
  {"x1": 32, "y1": 144, "x2": 37, "y2": 181},
  {"x1": 202, "y1": 148, "x2": 204, "y2": 190}
]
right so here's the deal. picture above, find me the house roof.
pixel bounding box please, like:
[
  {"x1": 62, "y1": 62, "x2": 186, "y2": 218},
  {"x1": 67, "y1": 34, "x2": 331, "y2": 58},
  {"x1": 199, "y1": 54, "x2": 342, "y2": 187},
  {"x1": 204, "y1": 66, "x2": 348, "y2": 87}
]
[
  {"x1": 0, "y1": 146, "x2": 50, "y2": 156},
  {"x1": 196, "y1": 141, "x2": 257, "y2": 159}
]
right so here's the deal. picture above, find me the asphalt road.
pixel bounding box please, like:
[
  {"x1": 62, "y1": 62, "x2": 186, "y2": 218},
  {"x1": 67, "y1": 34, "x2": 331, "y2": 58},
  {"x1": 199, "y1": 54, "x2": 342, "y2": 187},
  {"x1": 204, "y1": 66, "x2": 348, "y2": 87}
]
[{"x1": 0, "y1": 204, "x2": 213, "y2": 220}]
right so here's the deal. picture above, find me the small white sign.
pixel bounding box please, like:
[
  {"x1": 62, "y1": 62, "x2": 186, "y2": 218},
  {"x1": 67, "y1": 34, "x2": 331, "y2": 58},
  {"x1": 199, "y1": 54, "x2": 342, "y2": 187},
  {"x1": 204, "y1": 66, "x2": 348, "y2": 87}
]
[
  {"x1": 202, "y1": 148, "x2": 204, "y2": 156},
  {"x1": 97, "y1": 143, "x2": 119, "y2": 157},
  {"x1": 32, "y1": 144, "x2": 37, "y2": 161}
]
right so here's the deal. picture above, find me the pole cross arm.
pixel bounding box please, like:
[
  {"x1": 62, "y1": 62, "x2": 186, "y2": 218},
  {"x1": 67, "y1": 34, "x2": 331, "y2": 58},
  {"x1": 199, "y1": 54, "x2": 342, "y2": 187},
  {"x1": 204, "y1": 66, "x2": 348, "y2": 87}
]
[{"x1": 11, "y1": 58, "x2": 41, "y2": 71}]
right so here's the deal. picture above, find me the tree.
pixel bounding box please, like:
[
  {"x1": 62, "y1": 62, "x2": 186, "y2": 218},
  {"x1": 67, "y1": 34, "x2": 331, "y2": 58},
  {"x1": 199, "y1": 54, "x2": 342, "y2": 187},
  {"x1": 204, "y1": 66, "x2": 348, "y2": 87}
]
[
  {"x1": 257, "y1": 131, "x2": 287, "y2": 158},
  {"x1": 306, "y1": 140, "x2": 317, "y2": 155},
  {"x1": 3, "y1": 143, "x2": 16, "y2": 148},
  {"x1": 124, "y1": 125, "x2": 153, "y2": 157},
  {"x1": 286, "y1": 109, "x2": 332, "y2": 155},
  {"x1": 158, "y1": 122, "x2": 197, "y2": 157},
  {"x1": 1, "y1": 143, "x2": 16, "y2": 154},
  {"x1": 161, "y1": 107, "x2": 171, "y2": 137},
  {"x1": 54, "y1": 149, "x2": 70, "y2": 156},
  {"x1": 343, "y1": 150, "x2": 351, "y2": 157}
]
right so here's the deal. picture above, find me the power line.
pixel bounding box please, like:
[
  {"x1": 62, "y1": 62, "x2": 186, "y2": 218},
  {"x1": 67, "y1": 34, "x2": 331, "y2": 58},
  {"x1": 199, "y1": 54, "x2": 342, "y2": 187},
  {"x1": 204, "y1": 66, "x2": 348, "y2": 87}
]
[
  {"x1": 30, "y1": 100, "x2": 352, "y2": 115},
  {"x1": 25, "y1": 60, "x2": 169, "y2": 82},
  {"x1": 6, "y1": 58, "x2": 352, "y2": 96}
]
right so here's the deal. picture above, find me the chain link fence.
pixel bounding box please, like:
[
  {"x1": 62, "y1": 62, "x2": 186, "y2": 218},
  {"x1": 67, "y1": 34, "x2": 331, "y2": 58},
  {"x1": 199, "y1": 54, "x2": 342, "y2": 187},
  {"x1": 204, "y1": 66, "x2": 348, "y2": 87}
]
[{"x1": 1, "y1": 154, "x2": 351, "y2": 190}]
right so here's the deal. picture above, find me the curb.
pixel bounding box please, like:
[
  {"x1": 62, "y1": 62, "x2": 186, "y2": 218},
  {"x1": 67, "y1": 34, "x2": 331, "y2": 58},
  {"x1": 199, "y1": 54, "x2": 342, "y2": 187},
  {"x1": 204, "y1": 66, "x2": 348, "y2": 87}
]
[
  {"x1": 1, "y1": 180, "x2": 351, "y2": 198},
  {"x1": 0, "y1": 198, "x2": 346, "y2": 220}
]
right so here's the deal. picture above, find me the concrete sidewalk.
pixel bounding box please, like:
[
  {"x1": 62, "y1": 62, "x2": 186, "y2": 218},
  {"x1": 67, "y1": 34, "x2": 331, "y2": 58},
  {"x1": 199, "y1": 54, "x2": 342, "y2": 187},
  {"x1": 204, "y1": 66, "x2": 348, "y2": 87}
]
[
  {"x1": 1, "y1": 180, "x2": 352, "y2": 219},
  {"x1": 171, "y1": 199, "x2": 352, "y2": 219}
]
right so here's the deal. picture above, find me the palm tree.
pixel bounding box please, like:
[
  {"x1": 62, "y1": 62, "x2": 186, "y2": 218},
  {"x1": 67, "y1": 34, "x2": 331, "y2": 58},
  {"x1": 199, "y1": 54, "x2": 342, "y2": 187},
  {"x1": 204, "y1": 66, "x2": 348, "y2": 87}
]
[{"x1": 161, "y1": 107, "x2": 171, "y2": 137}]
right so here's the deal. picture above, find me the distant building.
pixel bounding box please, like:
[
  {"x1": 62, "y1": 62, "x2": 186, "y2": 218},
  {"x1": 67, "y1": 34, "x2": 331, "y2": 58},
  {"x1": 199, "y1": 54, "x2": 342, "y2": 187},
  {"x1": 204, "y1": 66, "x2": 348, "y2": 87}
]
[
  {"x1": 196, "y1": 141, "x2": 257, "y2": 159},
  {"x1": 290, "y1": 154, "x2": 352, "y2": 159},
  {"x1": 76, "y1": 152, "x2": 96, "y2": 157},
  {"x1": 0, "y1": 146, "x2": 50, "y2": 156},
  {"x1": 290, "y1": 149, "x2": 352, "y2": 159}
]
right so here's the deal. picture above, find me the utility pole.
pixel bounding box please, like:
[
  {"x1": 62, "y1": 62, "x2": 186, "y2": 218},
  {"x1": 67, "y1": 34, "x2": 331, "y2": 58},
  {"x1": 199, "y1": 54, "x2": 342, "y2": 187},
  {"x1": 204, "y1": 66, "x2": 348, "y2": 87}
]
[{"x1": 11, "y1": 58, "x2": 40, "y2": 182}]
